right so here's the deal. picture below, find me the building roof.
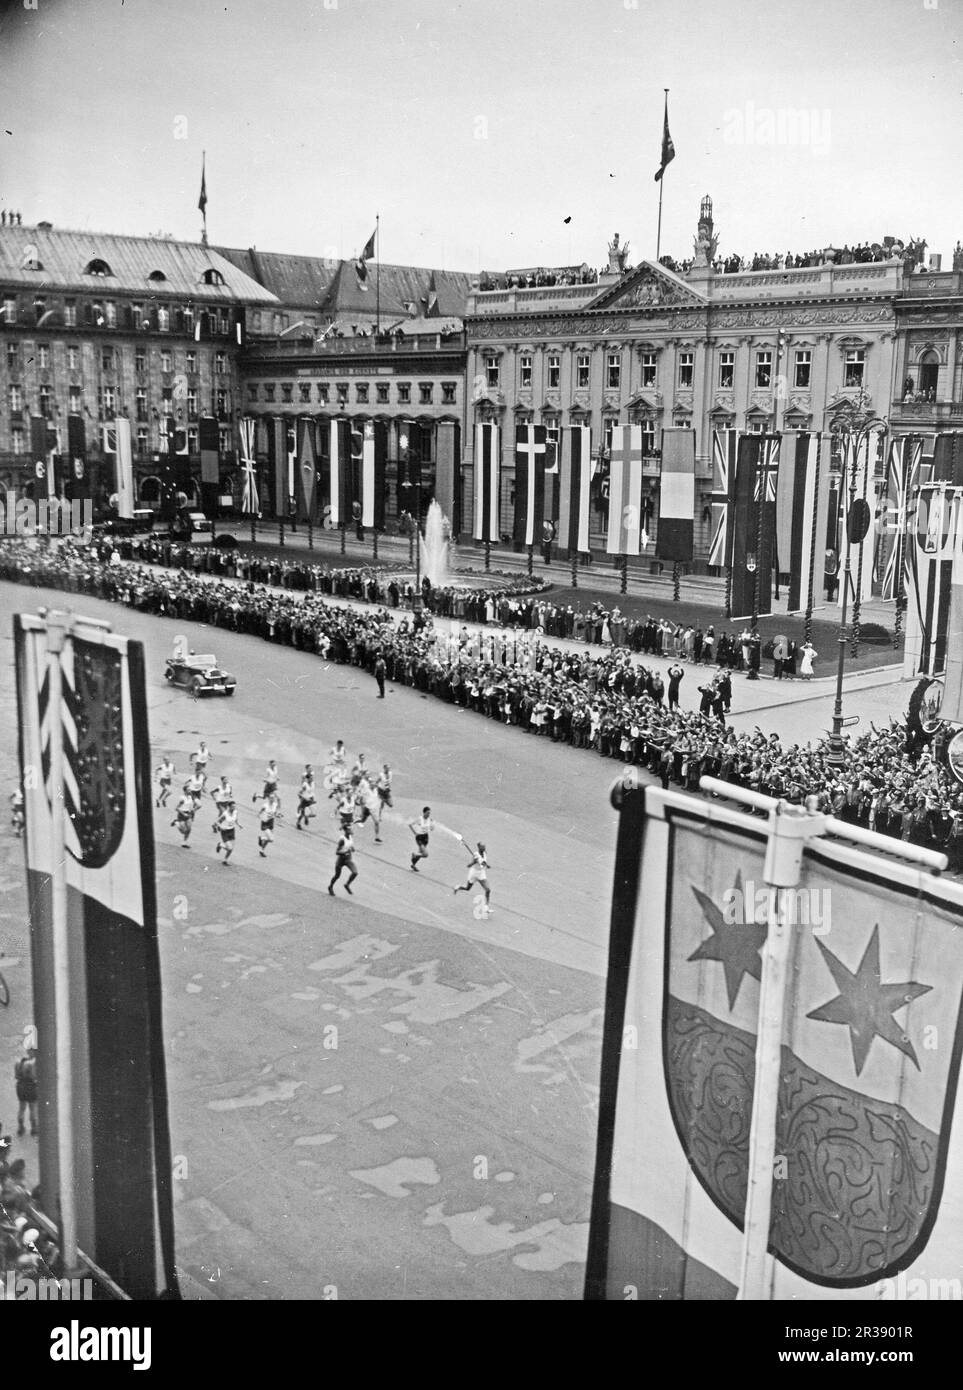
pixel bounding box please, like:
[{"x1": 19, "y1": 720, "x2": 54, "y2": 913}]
[
  {"x1": 0, "y1": 224, "x2": 279, "y2": 303},
  {"x1": 213, "y1": 247, "x2": 340, "y2": 310}
]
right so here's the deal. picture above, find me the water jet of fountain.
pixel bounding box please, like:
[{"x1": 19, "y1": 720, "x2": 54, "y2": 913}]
[{"x1": 419, "y1": 499, "x2": 450, "y2": 587}]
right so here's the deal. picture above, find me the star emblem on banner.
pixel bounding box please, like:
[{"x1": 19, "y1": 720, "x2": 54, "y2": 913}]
[
  {"x1": 807, "y1": 925, "x2": 931, "y2": 1076},
  {"x1": 689, "y1": 872, "x2": 766, "y2": 1011}
]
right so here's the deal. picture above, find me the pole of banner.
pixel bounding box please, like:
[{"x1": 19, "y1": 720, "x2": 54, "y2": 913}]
[
  {"x1": 527, "y1": 543, "x2": 534, "y2": 577},
  {"x1": 620, "y1": 552, "x2": 628, "y2": 595},
  {"x1": 376, "y1": 214, "x2": 381, "y2": 337},
  {"x1": 307, "y1": 511, "x2": 314, "y2": 550},
  {"x1": 45, "y1": 614, "x2": 79, "y2": 1278},
  {"x1": 339, "y1": 523, "x2": 346, "y2": 556},
  {"x1": 655, "y1": 89, "x2": 669, "y2": 262},
  {"x1": 673, "y1": 560, "x2": 681, "y2": 602},
  {"x1": 750, "y1": 455, "x2": 765, "y2": 636},
  {"x1": 571, "y1": 550, "x2": 579, "y2": 589},
  {"x1": 373, "y1": 529, "x2": 379, "y2": 563},
  {"x1": 485, "y1": 539, "x2": 491, "y2": 573}
]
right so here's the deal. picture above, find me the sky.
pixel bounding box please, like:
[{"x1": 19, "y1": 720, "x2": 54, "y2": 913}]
[{"x1": 0, "y1": 0, "x2": 960, "y2": 273}]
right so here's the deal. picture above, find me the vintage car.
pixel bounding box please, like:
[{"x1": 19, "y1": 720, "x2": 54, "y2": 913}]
[{"x1": 164, "y1": 651, "x2": 237, "y2": 697}]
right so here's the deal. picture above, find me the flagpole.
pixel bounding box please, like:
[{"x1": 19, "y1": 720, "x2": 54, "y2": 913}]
[
  {"x1": 200, "y1": 150, "x2": 208, "y2": 247},
  {"x1": 655, "y1": 90, "x2": 668, "y2": 262},
  {"x1": 376, "y1": 214, "x2": 380, "y2": 335}
]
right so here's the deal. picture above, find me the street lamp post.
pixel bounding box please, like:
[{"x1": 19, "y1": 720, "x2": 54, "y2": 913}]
[{"x1": 825, "y1": 391, "x2": 888, "y2": 767}]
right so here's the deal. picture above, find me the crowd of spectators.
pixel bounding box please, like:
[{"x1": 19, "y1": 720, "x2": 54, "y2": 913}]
[
  {"x1": 4, "y1": 539, "x2": 963, "y2": 869},
  {"x1": 478, "y1": 266, "x2": 600, "y2": 291}
]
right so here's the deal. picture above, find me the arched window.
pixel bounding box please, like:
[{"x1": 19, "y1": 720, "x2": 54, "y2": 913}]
[
  {"x1": 919, "y1": 350, "x2": 940, "y2": 400},
  {"x1": 83, "y1": 258, "x2": 113, "y2": 277},
  {"x1": 201, "y1": 268, "x2": 225, "y2": 287},
  {"x1": 148, "y1": 269, "x2": 167, "y2": 283}
]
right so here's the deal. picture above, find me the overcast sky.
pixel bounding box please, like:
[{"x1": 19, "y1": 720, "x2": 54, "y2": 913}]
[{"x1": 1, "y1": 0, "x2": 960, "y2": 272}]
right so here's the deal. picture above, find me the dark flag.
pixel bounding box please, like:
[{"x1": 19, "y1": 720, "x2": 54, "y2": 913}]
[
  {"x1": 198, "y1": 414, "x2": 219, "y2": 516},
  {"x1": 729, "y1": 434, "x2": 779, "y2": 620},
  {"x1": 513, "y1": 423, "x2": 548, "y2": 547},
  {"x1": 559, "y1": 425, "x2": 592, "y2": 554},
  {"x1": 31, "y1": 415, "x2": 55, "y2": 500},
  {"x1": 932, "y1": 431, "x2": 963, "y2": 486},
  {"x1": 295, "y1": 416, "x2": 318, "y2": 522},
  {"x1": 198, "y1": 155, "x2": 207, "y2": 215},
  {"x1": 654, "y1": 96, "x2": 675, "y2": 182},
  {"x1": 775, "y1": 432, "x2": 829, "y2": 613},
  {"x1": 473, "y1": 422, "x2": 500, "y2": 542},
  {"x1": 656, "y1": 427, "x2": 696, "y2": 561},
  {"x1": 266, "y1": 416, "x2": 287, "y2": 519},
  {"x1": 327, "y1": 418, "x2": 354, "y2": 526},
  {"x1": 354, "y1": 227, "x2": 377, "y2": 291},
  {"x1": 66, "y1": 415, "x2": 88, "y2": 503},
  {"x1": 434, "y1": 420, "x2": 461, "y2": 535},
  {"x1": 16, "y1": 613, "x2": 179, "y2": 1299}
]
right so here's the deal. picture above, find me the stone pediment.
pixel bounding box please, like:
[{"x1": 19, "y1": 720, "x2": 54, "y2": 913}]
[{"x1": 586, "y1": 259, "x2": 709, "y2": 312}]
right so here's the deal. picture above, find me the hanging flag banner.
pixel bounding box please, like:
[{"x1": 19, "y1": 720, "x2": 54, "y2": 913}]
[
  {"x1": 328, "y1": 418, "x2": 354, "y2": 527},
  {"x1": 513, "y1": 423, "x2": 547, "y2": 547},
  {"x1": 15, "y1": 612, "x2": 179, "y2": 1299},
  {"x1": 586, "y1": 784, "x2": 963, "y2": 1300},
  {"x1": 295, "y1": 416, "x2": 317, "y2": 522},
  {"x1": 837, "y1": 435, "x2": 876, "y2": 607},
  {"x1": 360, "y1": 420, "x2": 387, "y2": 529},
  {"x1": 239, "y1": 417, "x2": 259, "y2": 515},
  {"x1": 473, "y1": 422, "x2": 501, "y2": 543},
  {"x1": 606, "y1": 425, "x2": 645, "y2": 555},
  {"x1": 199, "y1": 415, "x2": 219, "y2": 486},
  {"x1": 904, "y1": 484, "x2": 959, "y2": 678},
  {"x1": 559, "y1": 425, "x2": 592, "y2": 554},
  {"x1": 434, "y1": 420, "x2": 461, "y2": 535},
  {"x1": 708, "y1": 428, "x2": 737, "y2": 569},
  {"x1": 66, "y1": 414, "x2": 88, "y2": 503},
  {"x1": 265, "y1": 416, "x2": 286, "y2": 519},
  {"x1": 656, "y1": 427, "x2": 696, "y2": 561},
  {"x1": 113, "y1": 417, "x2": 135, "y2": 519},
  {"x1": 880, "y1": 435, "x2": 922, "y2": 602},
  {"x1": 776, "y1": 432, "x2": 828, "y2": 613},
  {"x1": 730, "y1": 434, "x2": 779, "y2": 619}
]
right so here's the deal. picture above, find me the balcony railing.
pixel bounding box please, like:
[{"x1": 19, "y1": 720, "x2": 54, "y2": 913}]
[
  {"x1": 890, "y1": 399, "x2": 963, "y2": 420},
  {"x1": 245, "y1": 330, "x2": 465, "y2": 357}
]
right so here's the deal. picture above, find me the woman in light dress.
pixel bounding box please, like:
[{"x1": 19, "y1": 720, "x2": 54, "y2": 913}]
[{"x1": 800, "y1": 642, "x2": 817, "y2": 679}]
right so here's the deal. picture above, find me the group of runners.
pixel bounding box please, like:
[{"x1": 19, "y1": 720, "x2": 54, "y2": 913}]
[{"x1": 150, "y1": 739, "x2": 492, "y2": 910}]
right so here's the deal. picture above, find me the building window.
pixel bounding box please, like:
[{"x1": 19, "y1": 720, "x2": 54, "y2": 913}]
[
  {"x1": 357, "y1": 383, "x2": 370, "y2": 404},
  {"x1": 8, "y1": 384, "x2": 23, "y2": 414},
  {"x1": 300, "y1": 383, "x2": 313, "y2": 404},
  {"x1": 135, "y1": 387, "x2": 148, "y2": 422},
  {"x1": 183, "y1": 306, "x2": 194, "y2": 336},
  {"x1": 131, "y1": 302, "x2": 143, "y2": 328},
  {"x1": 547, "y1": 355, "x2": 561, "y2": 389},
  {"x1": 281, "y1": 383, "x2": 293, "y2": 403},
  {"x1": 607, "y1": 353, "x2": 621, "y2": 389},
  {"x1": 264, "y1": 384, "x2": 276, "y2": 403},
  {"x1": 639, "y1": 352, "x2": 657, "y2": 388},
  {"x1": 247, "y1": 384, "x2": 259, "y2": 403},
  {"x1": 38, "y1": 344, "x2": 50, "y2": 369},
  {"x1": 318, "y1": 383, "x2": 330, "y2": 404},
  {"x1": 6, "y1": 341, "x2": 18, "y2": 369},
  {"x1": 101, "y1": 347, "x2": 114, "y2": 372},
  {"x1": 135, "y1": 348, "x2": 146, "y2": 373},
  {"x1": 2, "y1": 297, "x2": 17, "y2": 324},
  {"x1": 718, "y1": 351, "x2": 734, "y2": 389},
  {"x1": 217, "y1": 313, "x2": 229, "y2": 336},
  {"x1": 641, "y1": 419, "x2": 656, "y2": 455},
  {"x1": 157, "y1": 305, "x2": 170, "y2": 332},
  {"x1": 755, "y1": 350, "x2": 773, "y2": 388},
  {"x1": 136, "y1": 426, "x2": 149, "y2": 455},
  {"x1": 67, "y1": 345, "x2": 79, "y2": 370},
  {"x1": 161, "y1": 388, "x2": 173, "y2": 416},
  {"x1": 104, "y1": 301, "x2": 117, "y2": 328},
  {"x1": 519, "y1": 355, "x2": 533, "y2": 388},
  {"x1": 844, "y1": 348, "x2": 865, "y2": 387},
  {"x1": 442, "y1": 381, "x2": 456, "y2": 404},
  {"x1": 603, "y1": 416, "x2": 617, "y2": 452},
  {"x1": 188, "y1": 427, "x2": 198, "y2": 453},
  {"x1": 397, "y1": 383, "x2": 411, "y2": 404},
  {"x1": 419, "y1": 383, "x2": 433, "y2": 405},
  {"x1": 673, "y1": 416, "x2": 693, "y2": 428},
  {"x1": 485, "y1": 356, "x2": 499, "y2": 388},
  {"x1": 215, "y1": 351, "x2": 226, "y2": 375},
  {"x1": 793, "y1": 350, "x2": 812, "y2": 389},
  {"x1": 376, "y1": 383, "x2": 389, "y2": 404},
  {"x1": 101, "y1": 386, "x2": 116, "y2": 417},
  {"x1": 160, "y1": 350, "x2": 172, "y2": 374},
  {"x1": 186, "y1": 350, "x2": 197, "y2": 374},
  {"x1": 576, "y1": 354, "x2": 591, "y2": 389},
  {"x1": 747, "y1": 418, "x2": 766, "y2": 434},
  {"x1": 69, "y1": 386, "x2": 82, "y2": 414},
  {"x1": 11, "y1": 426, "x2": 24, "y2": 455},
  {"x1": 219, "y1": 427, "x2": 230, "y2": 454},
  {"x1": 34, "y1": 298, "x2": 46, "y2": 327},
  {"x1": 678, "y1": 351, "x2": 694, "y2": 389},
  {"x1": 39, "y1": 385, "x2": 52, "y2": 418},
  {"x1": 216, "y1": 389, "x2": 227, "y2": 418},
  {"x1": 64, "y1": 300, "x2": 76, "y2": 327}
]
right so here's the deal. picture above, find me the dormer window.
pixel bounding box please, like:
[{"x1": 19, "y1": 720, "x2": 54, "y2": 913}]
[
  {"x1": 84, "y1": 258, "x2": 113, "y2": 277},
  {"x1": 201, "y1": 268, "x2": 225, "y2": 287},
  {"x1": 21, "y1": 244, "x2": 43, "y2": 272},
  {"x1": 148, "y1": 269, "x2": 167, "y2": 283}
]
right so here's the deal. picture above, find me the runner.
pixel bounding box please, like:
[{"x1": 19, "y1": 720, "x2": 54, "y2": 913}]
[
  {"x1": 215, "y1": 800, "x2": 240, "y2": 864},
  {"x1": 184, "y1": 769, "x2": 206, "y2": 812},
  {"x1": 350, "y1": 752, "x2": 369, "y2": 788},
  {"x1": 155, "y1": 756, "x2": 176, "y2": 809},
  {"x1": 354, "y1": 774, "x2": 382, "y2": 843},
  {"x1": 253, "y1": 758, "x2": 280, "y2": 806},
  {"x1": 210, "y1": 774, "x2": 234, "y2": 828},
  {"x1": 453, "y1": 841, "x2": 492, "y2": 911},
  {"x1": 10, "y1": 786, "x2": 24, "y2": 838},
  {"x1": 257, "y1": 790, "x2": 281, "y2": 857},
  {"x1": 172, "y1": 789, "x2": 196, "y2": 847},
  {"x1": 335, "y1": 786, "x2": 357, "y2": 834},
  {"x1": 191, "y1": 739, "x2": 211, "y2": 775},
  {"x1": 409, "y1": 806, "x2": 435, "y2": 872},
  {"x1": 296, "y1": 766, "x2": 317, "y2": 830},
  {"x1": 328, "y1": 826, "x2": 358, "y2": 895}
]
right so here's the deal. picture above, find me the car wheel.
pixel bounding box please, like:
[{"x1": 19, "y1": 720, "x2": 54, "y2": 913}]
[
  {"x1": 190, "y1": 677, "x2": 204, "y2": 697},
  {"x1": 164, "y1": 668, "x2": 174, "y2": 681},
  {"x1": 224, "y1": 687, "x2": 236, "y2": 697}
]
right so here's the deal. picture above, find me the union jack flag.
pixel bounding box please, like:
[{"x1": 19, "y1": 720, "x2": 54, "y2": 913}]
[
  {"x1": 753, "y1": 435, "x2": 780, "y2": 502},
  {"x1": 880, "y1": 436, "x2": 921, "y2": 601},
  {"x1": 709, "y1": 428, "x2": 737, "y2": 568},
  {"x1": 239, "y1": 417, "x2": 259, "y2": 515}
]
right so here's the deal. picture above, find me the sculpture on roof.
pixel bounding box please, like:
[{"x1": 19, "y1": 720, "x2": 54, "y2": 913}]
[{"x1": 608, "y1": 233, "x2": 630, "y2": 275}]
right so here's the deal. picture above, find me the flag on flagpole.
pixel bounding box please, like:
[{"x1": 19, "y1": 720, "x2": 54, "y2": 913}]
[
  {"x1": 559, "y1": 425, "x2": 592, "y2": 554},
  {"x1": 606, "y1": 425, "x2": 645, "y2": 555},
  {"x1": 355, "y1": 227, "x2": 377, "y2": 291},
  {"x1": 709, "y1": 429, "x2": 737, "y2": 568},
  {"x1": 656, "y1": 427, "x2": 696, "y2": 561},
  {"x1": 513, "y1": 424, "x2": 548, "y2": 547},
  {"x1": 198, "y1": 154, "x2": 208, "y2": 216},
  {"x1": 473, "y1": 422, "x2": 501, "y2": 542},
  {"x1": 654, "y1": 97, "x2": 675, "y2": 182}
]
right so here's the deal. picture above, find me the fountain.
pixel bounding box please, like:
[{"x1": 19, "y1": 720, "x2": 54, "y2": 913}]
[{"x1": 419, "y1": 499, "x2": 450, "y2": 587}]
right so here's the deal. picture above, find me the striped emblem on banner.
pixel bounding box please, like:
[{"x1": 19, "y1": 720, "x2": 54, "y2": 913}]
[
  {"x1": 708, "y1": 429, "x2": 736, "y2": 568},
  {"x1": 473, "y1": 422, "x2": 501, "y2": 542},
  {"x1": 559, "y1": 425, "x2": 592, "y2": 554},
  {"x1": 777, "y1": 433, "x2": 826, "y2": 613},
  {"x1": 606, "y1": 425, "x2": 645, "y2": 555},
  {"x1": 513, "y1": 423, "x2": 547, "y2": 546},
  {"x1": 908, "y1": 485, "x2": 956, "y2": 675},
  {"x1": 328, "y1": 419, "x2": 353, "y2": 527},
  {"x1": 656, "y1": 427, "x2": 696, "y2": 561}
]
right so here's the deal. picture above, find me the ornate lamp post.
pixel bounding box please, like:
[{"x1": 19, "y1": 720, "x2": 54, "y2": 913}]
[{"x1": 825, "y1": 391, "x2": 888, "y2": 768}]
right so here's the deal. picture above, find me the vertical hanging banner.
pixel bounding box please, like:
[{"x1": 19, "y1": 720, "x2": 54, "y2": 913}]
[
  {"x1": 15, "y1": 612, "x2": 179, "y2": 1299},
  {"x1": 656, "y1": 427, "x2": 696, "y2": 561},
  {"x1": 586, "y1": 785, "x2": 963, "y2": 1300},
  {"x1": 360, "y1": 420, "x2": 387, "y2": 529},
  {"x1": 295, "y1": 416, "x2": 317, "y2": 522},
  {"x1": 31, "y1": 416, "x2": 56, "y2": 501},
  {"x1": 708, "y1": 428, "x2": 737, "y2": 569},
  {"x1": 434, "y1": 420, "x2": 460, "y2": 533},
  {"x1": 473, "y1": 422, "x2": 501, "y2": 542},
  {"x1": 776, "y1": 432, "x2": 828, "y2": 613},
  {"x1": 327, "y1": 418, "x2": 354, "y2": 526},
  {"x1": 880, "y1": 435, "x2": 921, "y2": 602},
  {"x1": 903, "y1": 483, "x2": 958, "y2": 677},
  {"x1": 66, "y1": 415, "x2": 88, "y2": 503},
  {"x1": 198, "y1": 414, "x2": 219, "y2": 516},
  {"x1": 838, "y1": 435, "x2": 876, "y2": 606},
  {"x1": 559, "y1": 424, "x2": 592, "y2": 554},
  {"x1": 113, "y1": 417, "x2": 135, "y2": 519},
  {"x1": 513, "y1": 423, "x2": 547, "y2": 546},
  {"x1": 932, "y1": 431, "x2": 963, "y2": 485},
  {"x1": 606, "y1": 425, "x2": 645, "y2": 555},
  {"x1": 266, "y1": 416, "x2": 287, "y2": 519},
  {"x1": 239, "y1": 417, "x2": 259, "y2": 515},
  {"x1": 729, "y1": 434, "x2": 779, "y2": 619}
]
